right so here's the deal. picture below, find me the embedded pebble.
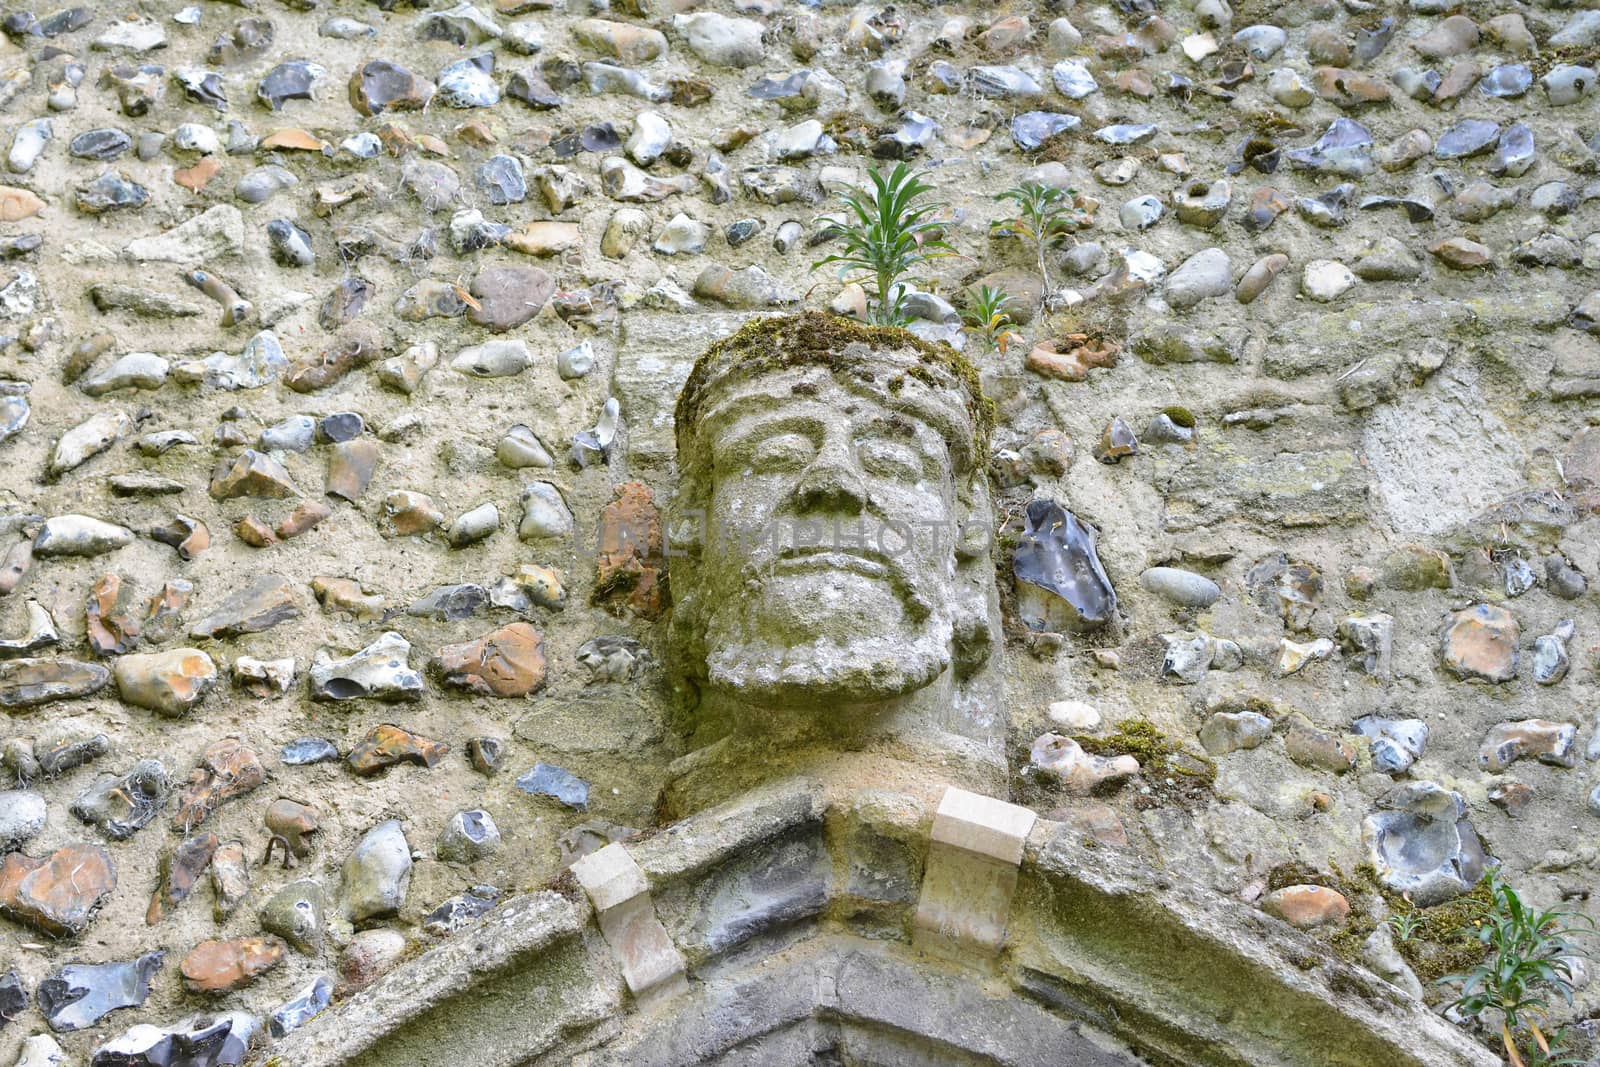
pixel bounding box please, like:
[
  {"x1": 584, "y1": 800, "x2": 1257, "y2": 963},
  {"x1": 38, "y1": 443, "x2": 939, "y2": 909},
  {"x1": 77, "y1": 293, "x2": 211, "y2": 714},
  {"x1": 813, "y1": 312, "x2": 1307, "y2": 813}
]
[{"x1": 1139, "y1": 567, "x2": 1220, "y2": 608}]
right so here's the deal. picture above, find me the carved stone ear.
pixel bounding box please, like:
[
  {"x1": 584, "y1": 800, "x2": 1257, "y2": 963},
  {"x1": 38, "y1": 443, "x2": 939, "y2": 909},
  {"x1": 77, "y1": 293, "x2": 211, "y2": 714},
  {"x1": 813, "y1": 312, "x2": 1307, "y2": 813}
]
[
  {"x1": 954, "y1": 476, "x2": 995, "y2": 563},
  {"x1": 665, "y1": 586, "x2": 709, "y2": 690},
  {"x1": 949, "y1": 474, "x2": 999, "y2": 679},
  {"x1": 666, "y1": 481, "x2": 706, "y2": 557},
  {"x1": 666, "y1": 512, "x2": 705, "y2": 556},
  {"x1": 950, "y1": 578, "x2": 999, "y2": 680}
]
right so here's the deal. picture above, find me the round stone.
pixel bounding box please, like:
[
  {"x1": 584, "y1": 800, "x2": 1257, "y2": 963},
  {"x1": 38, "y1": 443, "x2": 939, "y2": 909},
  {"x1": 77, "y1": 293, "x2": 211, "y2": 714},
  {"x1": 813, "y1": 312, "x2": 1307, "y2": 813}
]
[
  {"x1": 1301, "y1": 260, "x2": 1356, "y2": 302},
  {"x1": 1139, "y1": 567, "x2": 1221, "y2": 608},
  {"x1": 1047, "y1": 700, "x2": 1100, "y2": 730},
  {"x1": 0, "y1": 789, "x2": 47, "y2": 849}
]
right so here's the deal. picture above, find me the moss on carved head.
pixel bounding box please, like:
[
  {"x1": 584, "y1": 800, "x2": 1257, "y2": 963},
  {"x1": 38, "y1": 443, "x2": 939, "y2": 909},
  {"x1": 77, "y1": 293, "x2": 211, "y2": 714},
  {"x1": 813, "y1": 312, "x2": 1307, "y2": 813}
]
[{"x1": 674, "y1": 311, "x2": 994, "y2": 473}]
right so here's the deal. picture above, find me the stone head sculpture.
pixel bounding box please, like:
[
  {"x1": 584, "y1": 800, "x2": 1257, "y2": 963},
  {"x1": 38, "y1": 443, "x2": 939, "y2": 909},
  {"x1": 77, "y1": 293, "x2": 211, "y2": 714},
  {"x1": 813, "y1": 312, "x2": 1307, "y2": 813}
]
[{"x1": 669, "y1": 314, "x2": 1000, "y2": 744}]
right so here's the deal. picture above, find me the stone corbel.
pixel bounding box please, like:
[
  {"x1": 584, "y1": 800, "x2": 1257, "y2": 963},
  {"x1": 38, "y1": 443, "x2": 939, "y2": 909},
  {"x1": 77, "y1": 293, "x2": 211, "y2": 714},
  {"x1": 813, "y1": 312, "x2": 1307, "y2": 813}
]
[
  {"x1": 913, "y1": 786, "x2": 1038, "y2": 960},
  {"x1": 571, "y1": 841, "x2": 689, "y2": 1007}
]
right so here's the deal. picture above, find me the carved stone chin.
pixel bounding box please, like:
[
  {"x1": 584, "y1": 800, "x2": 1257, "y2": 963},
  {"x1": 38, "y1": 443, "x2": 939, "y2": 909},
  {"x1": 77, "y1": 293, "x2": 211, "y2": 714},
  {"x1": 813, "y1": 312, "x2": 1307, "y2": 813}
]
[{"x1": 700, "y1": 607, "x2": 954, "y2": 706}]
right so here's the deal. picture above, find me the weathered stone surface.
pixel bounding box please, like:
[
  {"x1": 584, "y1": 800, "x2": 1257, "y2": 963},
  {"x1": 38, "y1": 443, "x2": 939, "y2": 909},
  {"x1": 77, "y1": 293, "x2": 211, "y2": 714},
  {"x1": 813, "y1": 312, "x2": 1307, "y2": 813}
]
[
  {"x1": 0, "y1": 0, "x2": 1595, "y2": 1049},
  {"x1": 517, "y1": 761, "x2": 589, "y2": 808},
  {"x1": 33, "y1": 514, "x2": 133, "y2": 556},
  {"x1": 210, "y1": 841, "x2": 250, "y2": 922},
  {"x1": 468, "y1": 265, "x2": 553, "y2": 332},
  {"x1": 189, "y1": 575, "x2": 301, "y2": 638},
  {"x1": 1262, "y1": 885, "x2": 1349, "y2": 929},
  {"x1": 0, "y1": 790, "x2": 46, "y2": 850},
  {"x1": 0, "y1": 658, "x2": 111, "y2": 708},
  {"x1": 93, "y1": 1011, "x2": 258, "y2": 1066},
  {"x1": 0, "y1": 600, "x2": 58, "y2": 659},
  {"x1": 38, "y1": 951, "x2": 163, "y2": 1031},
  {"x1": 1337, "y1": 614, "x2": 1393, "y2": 677},
  {"x1": 1439, "y1": 604, "x2": 1519, "y2": 682},
  {"x1": 337, "y1": 928, "x2": 407, "y2": 994},
  {"x1": 172, "y1": 738, "x2": 266, "y2": 831},
  {"x1": 1479, "y1": 720, "x2": 1578, "y2": 772},
  {"x1": 311, "y1": 632, "x2": 424, "y2": 702},
  {"x1": 0, "y1": 969, "x2": 25, "y2": 1029},
  {"x1": 261, "y1": 879, "x2": 325, "y2": 952},
  {"x1": 519, "y1": 481, "x2": 574, "y2": 540},
  {"x1": 1353, "y1": 717, "x2": 1427, "y2": 776},
  {"x1": 1138, "y1": 567, "x2": 1220, "y2": 608},
  {"x1": 0, "y1": 843, "x2": 116, "y2": 935},
  {"x1": 341, "y1": 819, "x2": 412, "y2": 922},
  {"x1": 180, "y1": 935, "x2": 286, "y2": 993},
  {"x1": 83, "y1": 575, "x2": 139, "y2": 655},
  {"x1": 348, "y1": 724, "x2": 449, "y2": 776},
  {"x1": 1029, "y1": 734, "x2": 1138, "y2": 794},
  {"x1": 328, "y1": 438, "x2": 381, "y2": 502},
  {"x1": 1285, "y1": 718, "x2": 1356, "y2": 773},
  {"x1": 71, "y1": 760, "x2": 170, "y2": 839},
  {"x1": 209, "y1": 449, "x2": 295, "y2": 499},
  {"x1": 113, "y1": 649, "x2": 218, "y2": 717},
  {"x1": 434, "y1": 623, "x2": 547, "y2": 696},
  {"x1": 350, "y1": 60, "x2": 435, "y2": 115},
  {"x1": 285, "y1": 324, "x2": 384, "y2": 392},
  {"x1": 265, "y1": 798, "x2": 321, "y2": 858},
  {"x1": 271, "y1": 975, "x2": 334, "y2": 1038},
  {"x1": 1013, "y1": 499, "x2": 1117, "y2": 633},
  {"x1": 1199, "y1": 712, "x2": 1272, "y2": 755},
  {"x1": 436, "y1": 809, "x2": 501, "y2": 864},
  {"x1": 594, "y1": 482, "x2": 666, "y2": 619},
  {"x1": 1362, "y1": 781, "x2": 1488, "y2": 906},
  {"x1": 146, "y1": 832, "x2": 219, "y2": 924}
]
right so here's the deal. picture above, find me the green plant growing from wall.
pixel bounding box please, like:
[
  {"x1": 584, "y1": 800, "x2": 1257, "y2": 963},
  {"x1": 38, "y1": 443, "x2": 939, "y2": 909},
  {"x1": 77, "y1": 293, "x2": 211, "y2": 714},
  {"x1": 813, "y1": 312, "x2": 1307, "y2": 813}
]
[
  {"x1": 1439, "y1": 871, "x2": 1594, "y2": 1067},
  {"x1": 1525, "y1": 1031, "x2": 1586, "y2": 1067},
  {"x1": 811, "y1": 164, "x2": 957, "y2": 327},
  {"x1": 1386, "y1": 909, "x2": 1422, "y2": 945},
  {"x1": 961, "y1": 285, "x2": 1019, "y2": 353},
  {"x1": 992, "y1": 181, "x2": 1092, "y2": 295}
]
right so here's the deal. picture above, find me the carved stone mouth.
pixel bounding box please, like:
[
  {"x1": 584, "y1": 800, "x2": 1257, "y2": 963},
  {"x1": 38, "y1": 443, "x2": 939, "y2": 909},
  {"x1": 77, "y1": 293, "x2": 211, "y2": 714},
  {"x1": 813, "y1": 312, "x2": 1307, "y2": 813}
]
[{"x1": 772, "y1": 547, "x2": 890, "y2": 579}]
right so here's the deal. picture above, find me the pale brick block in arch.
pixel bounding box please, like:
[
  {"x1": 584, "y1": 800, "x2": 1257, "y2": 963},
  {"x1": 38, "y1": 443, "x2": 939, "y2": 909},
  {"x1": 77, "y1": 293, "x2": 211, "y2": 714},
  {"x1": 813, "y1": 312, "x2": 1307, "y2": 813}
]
[
  {"x1": 571, "y1": 841, "x2": 689, "y2": 1006},
  {"x1": 913, "y1": 786, "x2": 1038, "y2": 960}
]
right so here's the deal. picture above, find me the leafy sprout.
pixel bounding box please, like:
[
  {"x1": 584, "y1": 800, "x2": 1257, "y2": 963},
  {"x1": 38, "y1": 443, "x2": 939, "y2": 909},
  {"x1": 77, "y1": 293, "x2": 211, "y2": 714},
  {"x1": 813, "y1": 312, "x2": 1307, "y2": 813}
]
[
  {"x1": 1438, "y1": 870, "x2": 1595, "y2": 1067},
  {"x1": 811, "y1": 164, "x2": 959, "y2": 327},
  {"x1": 1386, "y1": 909, "x2": 1423, "y2": 945},
  {"x1": 960, "y1": 285, "x2": 1019, "y2": 353},
  {"x1": 1527, "y1": 1030, "x2": 1586, "y2": 1067},
  {"x1": 992, "y1": 182, "x2": 1092, "y2": 294}
]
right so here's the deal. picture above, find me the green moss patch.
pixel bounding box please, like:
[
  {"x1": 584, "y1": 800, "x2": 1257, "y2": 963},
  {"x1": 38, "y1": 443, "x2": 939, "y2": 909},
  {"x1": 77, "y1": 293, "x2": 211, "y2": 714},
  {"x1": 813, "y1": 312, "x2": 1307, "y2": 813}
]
[
  {"x1": 1160, "y1": 405, "x2": 1197, "y2": 429},
  {"x1": 1319, "y1": 863, "x2": 1491, "y2": 1003},
  {"x1": 1074, "y1": 718, "x2": 1216, "y2": 807},
  {"x1": 1532, "y1": 44, "x2": 1600, "y2": 78},
  {"x1": 1387, "y1": 876, "x2": 1493, "y2": 989},
  {"x1": 1266, "y1": 861, "x2": 1343, "y2": 893}
]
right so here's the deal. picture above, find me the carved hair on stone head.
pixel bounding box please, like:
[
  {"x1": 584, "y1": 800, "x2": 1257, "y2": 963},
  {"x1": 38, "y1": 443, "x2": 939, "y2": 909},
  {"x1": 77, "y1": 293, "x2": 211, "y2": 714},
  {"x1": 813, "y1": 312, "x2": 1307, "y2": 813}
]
[{"x1": 674, "y1": 312, "x2": 994, "y2": 487}]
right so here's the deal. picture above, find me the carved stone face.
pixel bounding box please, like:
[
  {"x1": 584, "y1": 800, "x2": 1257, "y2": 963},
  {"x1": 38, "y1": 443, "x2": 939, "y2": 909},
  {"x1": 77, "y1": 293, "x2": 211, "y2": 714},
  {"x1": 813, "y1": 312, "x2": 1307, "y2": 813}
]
[{"x1": 674, "y1": 343, "x2": 994, "y2": 713}]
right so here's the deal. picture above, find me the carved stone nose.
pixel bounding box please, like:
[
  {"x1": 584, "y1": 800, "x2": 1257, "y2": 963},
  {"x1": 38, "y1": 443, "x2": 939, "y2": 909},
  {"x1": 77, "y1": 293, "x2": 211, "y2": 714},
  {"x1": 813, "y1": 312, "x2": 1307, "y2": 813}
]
[{"x1": 790, "y1": 454, "x2": 867, "y2": 514}]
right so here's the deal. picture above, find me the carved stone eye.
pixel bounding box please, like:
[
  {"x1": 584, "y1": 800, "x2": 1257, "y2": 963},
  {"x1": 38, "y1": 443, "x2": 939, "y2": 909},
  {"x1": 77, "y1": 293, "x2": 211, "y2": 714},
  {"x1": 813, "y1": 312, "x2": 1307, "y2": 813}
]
[
  {"x1": 747, "y1": 431, "x2": 815, "y2": 474},
  {"x1": 857, "y1": 437, "x2": 922, "y2": 481}
]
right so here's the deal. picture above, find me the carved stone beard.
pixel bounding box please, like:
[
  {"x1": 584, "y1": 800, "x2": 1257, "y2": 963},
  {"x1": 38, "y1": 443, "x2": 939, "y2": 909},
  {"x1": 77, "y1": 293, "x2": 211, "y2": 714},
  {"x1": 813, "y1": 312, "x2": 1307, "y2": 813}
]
[{"x1": 697, "y1": 549, "x2": 956, "y2": 708}]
